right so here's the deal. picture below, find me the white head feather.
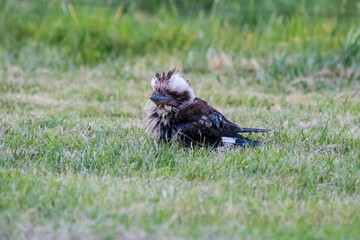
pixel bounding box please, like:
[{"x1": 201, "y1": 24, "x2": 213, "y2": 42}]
[
  {"x1": 168, "y1": 73, "x2": 195, "y2": 101},
  {"x1": 150, "y1": 71, "x2": 195, "y2": 103},
  {"x1": 150, "y1": 77, "x2": 156, "y2": 90}
]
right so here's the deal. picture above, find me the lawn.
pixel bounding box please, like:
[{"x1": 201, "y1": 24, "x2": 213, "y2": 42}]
[{"x1": 1, "y1": 1, "x2": 360, "y2": 239}]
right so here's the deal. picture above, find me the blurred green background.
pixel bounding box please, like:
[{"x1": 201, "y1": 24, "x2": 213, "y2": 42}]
[{"x1": 1, "y1": 0, "x2": 359, "y2": 65}]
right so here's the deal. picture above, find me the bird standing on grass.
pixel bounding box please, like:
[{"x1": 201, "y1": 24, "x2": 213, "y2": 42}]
[{"x1": 146, "y1": 69, "x2": 271, "y2": 148}]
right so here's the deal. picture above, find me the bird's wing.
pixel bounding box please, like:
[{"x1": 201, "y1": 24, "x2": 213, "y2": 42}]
[
  {"x1": 175, "y1": 98, "x2": 271, "y2": 147},
  {"x1": 174, "y1": 98, "x2": 244, "y2": 146}
]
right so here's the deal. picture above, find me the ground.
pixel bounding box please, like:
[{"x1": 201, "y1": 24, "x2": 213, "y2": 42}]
[{"x1": 1, "y1": 1, "x2": 360, "y2": 239}]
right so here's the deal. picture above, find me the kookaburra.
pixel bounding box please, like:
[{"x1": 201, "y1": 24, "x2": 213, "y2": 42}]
[{"x1": 146, "y1": 69, "x2": 271, "y2": 148}]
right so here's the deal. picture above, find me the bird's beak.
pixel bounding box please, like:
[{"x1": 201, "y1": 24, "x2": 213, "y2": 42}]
[{"x1": 150, "y1": 93, "x2": 173, "y2": 105}]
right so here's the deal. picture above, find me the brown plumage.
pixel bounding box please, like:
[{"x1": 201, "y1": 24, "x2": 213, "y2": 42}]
[{"x1": 146, "y1": 70, "x2": 271, "y2": 148}]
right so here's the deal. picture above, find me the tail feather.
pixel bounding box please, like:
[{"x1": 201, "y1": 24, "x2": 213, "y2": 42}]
[
  {"x1": 239, "y1": 128, "x2": 272, "y2": 133},
  {"x1": 221, "y1": 137, "x2": 263, "y2": 147}
]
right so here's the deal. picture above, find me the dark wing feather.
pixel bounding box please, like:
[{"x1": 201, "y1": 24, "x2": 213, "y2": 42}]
[
  {"x1": 175, "y1": 98, "x2": 245, "y2": 146},
  {"x1": 175, "y1": 98, "x2": 271, "y2": 147}
]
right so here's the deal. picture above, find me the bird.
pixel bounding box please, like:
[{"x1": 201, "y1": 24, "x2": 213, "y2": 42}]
[{"x1": 146, "y1": 69, "x2": 271, "y2": 148}]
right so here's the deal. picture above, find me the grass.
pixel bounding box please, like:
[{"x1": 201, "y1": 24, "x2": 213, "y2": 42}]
[{"x1": 1, "y1": 1, "x2": 360, "y2": 239}]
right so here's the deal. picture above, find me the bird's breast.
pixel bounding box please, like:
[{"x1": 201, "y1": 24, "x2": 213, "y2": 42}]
[
  {"x1": 155, "y1": 105, "x2": 173, "y2": 118},
  {"x1": 146, "y1": 109, "x2": 178, "y2": 142}
]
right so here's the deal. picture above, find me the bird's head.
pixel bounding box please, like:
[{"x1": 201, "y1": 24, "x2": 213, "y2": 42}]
[{"x1": 149, "y1": 69, "x2": 195, "y2": 114}]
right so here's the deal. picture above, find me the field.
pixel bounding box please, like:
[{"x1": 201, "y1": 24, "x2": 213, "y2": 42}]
[{"x1": 1, "y1": 0, "x2": 360, "y2": 239}]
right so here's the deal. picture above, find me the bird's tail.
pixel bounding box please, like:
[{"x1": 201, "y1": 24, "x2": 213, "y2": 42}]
[
  {"x1": 221, "y1": 137, "x2": 263, "y2": 147},
  {"x1": 239, "y1": 128, "x2": 272, "y2": 133}
]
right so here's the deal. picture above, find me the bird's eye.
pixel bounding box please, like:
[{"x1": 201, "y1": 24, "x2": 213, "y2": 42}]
[{"x1": 168, "y1": 91, "x2": 178, "y2": 98}]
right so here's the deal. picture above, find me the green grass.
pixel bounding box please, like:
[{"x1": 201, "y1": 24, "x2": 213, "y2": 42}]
[{"x1": 1, "y1": 1, "x2": 360, "y2": 239}]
